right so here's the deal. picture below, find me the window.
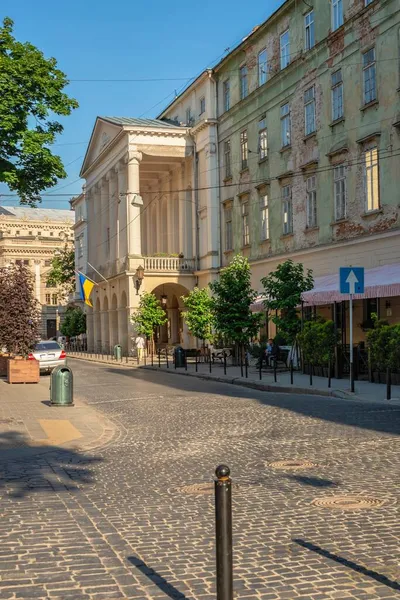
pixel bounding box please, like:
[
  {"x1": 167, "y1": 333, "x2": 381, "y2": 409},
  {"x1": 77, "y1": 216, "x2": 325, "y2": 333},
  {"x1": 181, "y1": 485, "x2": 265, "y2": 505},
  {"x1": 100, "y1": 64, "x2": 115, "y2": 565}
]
[
  {"x1": 304, "y1": 85, "x2": 316, "y2": 135},
  {"x1": 240, "y1": 65, "x2": 248, "y2": 99},
  {"x1": 50, "y1": 231, "x2": 54, "y2": 236},
  {"x1": 24, "y1": 259, "x2": 29, "y2": 265},
  {"x1": 331, "y1": 69, "x2": 344, "y2": 121},
  {"x1": 185, "y1": 107, "x2": 192, "y2": 125},
  {"x1": 306, "y1": 176, "x2": 317, "y2": 228},
  {"x1": 78, "y1": 236, "x2": 83, "y2": 258},
  {"x1": 363, "y1": 48, "x2": 376, "y2": 104},
  {"x1": 258, "y1": 116, "x2": 268, "y2": 160},
  {"x1": 225, "y1": 206, "x2": 233, "y2": 251},
  {"x1": 334, "y1": 165, "x2": 347, "y2": 220},
  {"x1": 45, "y1": 293, "x2": 51, "y2": 305},
  {"x1": 15, "y1": 230, "x2": 20, "y2": 236},
  {"x1": 241, "y1": 201, "x2": 250, "y2": 246},
  {"x1": 258, "y1": 49, "x2": 268, "y2": 86},
  {"x1": 16, "y1": 259, "x2": 22, "y2": 266},
  {"x1": 304, "y1": 11, "x2": 315, "y2": 51},
  {"x1": 260, "y1": 194, "x2": 269, "y2": 241},
  {"x1": 332, "y1": 0, "x2": 343, "y2": 31},
  {"x1": 224, "y1": 140, "x2": 231, "y2": 178},
  {"x1": 280, "y1": 30, "x2": 290, "y2": 69},
  {"x1": 364, "y1": 147, "x2": 380, "y2": 212},
  {"x1": 199, "y1": 96, "x2": 206, "y2": 115},
  {"x1": 223, "y1": 80, "x2": 230, "y2": 112},
  {"x1": 282, "y1": 185, "x2": 293, "y2": 235},
  {"x1": 37, "y1": 231, "x2": 42, "y2": 236},
  {"x1": 280, "y1": 103, "x2": 291, "y2": 147},
  {"x1": 29, "y1": 231, "x2": 33, "y2": 236},
  {"x1": 52, "y1": 293, "x2": 58, "y2": 306},
  {"x1": 240, "y1": 130, "x2": 248, "y2": 170},
  {"x1": 44, "y1": 260, "x2": 51, "y2": 267}
]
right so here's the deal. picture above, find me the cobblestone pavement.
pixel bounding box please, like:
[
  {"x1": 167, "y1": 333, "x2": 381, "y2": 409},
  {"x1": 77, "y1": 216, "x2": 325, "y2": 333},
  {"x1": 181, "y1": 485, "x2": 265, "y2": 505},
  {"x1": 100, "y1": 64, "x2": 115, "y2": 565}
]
[{"x1": 0, "y1": 359, "x2": 399, "y2": 600}]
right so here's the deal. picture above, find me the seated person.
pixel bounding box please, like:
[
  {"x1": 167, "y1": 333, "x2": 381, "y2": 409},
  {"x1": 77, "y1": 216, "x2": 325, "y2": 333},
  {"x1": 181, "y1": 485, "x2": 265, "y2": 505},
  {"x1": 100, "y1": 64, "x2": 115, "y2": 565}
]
[{"x1": 263, "y1": 338, "x2": 278, "y2": 367}]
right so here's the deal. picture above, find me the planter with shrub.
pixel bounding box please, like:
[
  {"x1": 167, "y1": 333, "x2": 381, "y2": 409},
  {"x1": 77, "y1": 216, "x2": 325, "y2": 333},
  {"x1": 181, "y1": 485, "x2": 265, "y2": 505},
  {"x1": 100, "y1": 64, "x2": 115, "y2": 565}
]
[{"x1": 298, "y1": 318, "x2": 337, "y2": 376}]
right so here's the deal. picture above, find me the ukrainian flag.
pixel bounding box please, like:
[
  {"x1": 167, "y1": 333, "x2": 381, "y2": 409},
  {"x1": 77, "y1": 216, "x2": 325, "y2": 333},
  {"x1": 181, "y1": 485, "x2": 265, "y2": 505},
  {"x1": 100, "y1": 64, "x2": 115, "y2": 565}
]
[{"x1": 78, "y1": 273, "x2": 95, "y2": 307}]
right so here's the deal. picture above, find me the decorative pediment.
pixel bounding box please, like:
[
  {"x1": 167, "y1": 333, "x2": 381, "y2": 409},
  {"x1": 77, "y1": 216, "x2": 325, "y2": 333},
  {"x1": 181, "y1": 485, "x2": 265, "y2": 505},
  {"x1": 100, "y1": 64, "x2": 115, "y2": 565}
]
[{"x1": 80, "y1": 118, "x2": 123, "y2": 175}]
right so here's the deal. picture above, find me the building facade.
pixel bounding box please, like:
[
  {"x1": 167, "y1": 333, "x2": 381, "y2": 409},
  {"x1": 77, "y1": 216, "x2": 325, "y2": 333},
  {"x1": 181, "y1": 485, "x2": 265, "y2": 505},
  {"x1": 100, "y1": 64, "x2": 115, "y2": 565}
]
[
  {"x1": 79, "y1": 0, "x2": 400, "y2": 352},
  {"x1": 215, "y1": 0, "x2": 400, "y2": 341},
  {"x1": 0, "y1": 206, "x2": 74, "y2": 339}
]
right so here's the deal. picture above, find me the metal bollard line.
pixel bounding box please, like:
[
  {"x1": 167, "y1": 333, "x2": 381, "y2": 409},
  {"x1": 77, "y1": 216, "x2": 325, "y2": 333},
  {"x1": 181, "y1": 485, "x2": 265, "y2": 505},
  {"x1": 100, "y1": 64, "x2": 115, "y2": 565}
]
[{"x1": 215, "y1": 465, "x2": 233, "y2": 600}]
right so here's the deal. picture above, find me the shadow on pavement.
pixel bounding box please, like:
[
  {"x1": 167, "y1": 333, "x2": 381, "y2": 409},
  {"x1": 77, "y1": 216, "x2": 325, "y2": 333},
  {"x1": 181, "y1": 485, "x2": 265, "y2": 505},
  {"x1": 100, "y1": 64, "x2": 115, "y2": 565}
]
[
  {"x1": 0, "y1": 430, "x2": 102, "y2": 498},
  {"x1": 127, "y1": 555, "x2": 190, "y2": 599},
  {"x1": 102, "y1": 366, "x2": 400, "y2": 437},
  {"x1": 283, "y1": 474, "x2": 338, "y2": 488},
  {"x1": 293, "y1": 538, "x2": 400, "y2": 592}
]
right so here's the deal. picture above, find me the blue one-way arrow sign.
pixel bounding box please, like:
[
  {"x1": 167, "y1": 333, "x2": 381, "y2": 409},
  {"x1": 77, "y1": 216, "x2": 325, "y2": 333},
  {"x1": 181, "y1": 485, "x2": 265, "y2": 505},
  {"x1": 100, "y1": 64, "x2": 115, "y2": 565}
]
[{"x1": 339, "y1": 267, "x2": 365, "y2": 295}]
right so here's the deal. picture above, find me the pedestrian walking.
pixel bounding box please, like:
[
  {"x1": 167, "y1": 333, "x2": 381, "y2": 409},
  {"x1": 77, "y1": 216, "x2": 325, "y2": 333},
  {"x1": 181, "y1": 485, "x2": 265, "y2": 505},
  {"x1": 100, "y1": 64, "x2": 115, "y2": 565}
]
[{"x1": 135, "y1": 334, "x2": 146, "y2": 361}]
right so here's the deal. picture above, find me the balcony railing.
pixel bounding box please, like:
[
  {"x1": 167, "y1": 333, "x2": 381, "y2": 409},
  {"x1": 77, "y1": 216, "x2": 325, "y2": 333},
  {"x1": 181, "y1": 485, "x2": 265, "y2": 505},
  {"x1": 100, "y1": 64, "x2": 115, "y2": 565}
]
[{"x1": 144, "y1": 256, "x2": 195, "y2": 273}]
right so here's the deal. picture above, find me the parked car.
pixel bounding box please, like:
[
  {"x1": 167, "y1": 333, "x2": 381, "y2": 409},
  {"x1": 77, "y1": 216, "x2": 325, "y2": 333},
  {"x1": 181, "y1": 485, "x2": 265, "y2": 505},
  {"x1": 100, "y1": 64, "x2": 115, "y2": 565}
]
[{"x1": 29, "y1": 341, "x2": 67, "y2": 373}]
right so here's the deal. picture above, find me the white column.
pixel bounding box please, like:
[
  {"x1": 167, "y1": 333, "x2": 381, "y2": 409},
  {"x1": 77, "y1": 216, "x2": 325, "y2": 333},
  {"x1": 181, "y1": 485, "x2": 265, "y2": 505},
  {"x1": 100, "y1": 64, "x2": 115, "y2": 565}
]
[
  {"x1": 117, "y1": 162, "x2": 127, "y2": 259},
  {"x1": 100, "y1": 178, "x2": 109, "y2": 264},
  {"x1": 166, "y1": 173, "x2": 173, "y2": 254},
  {"x1": 126, "y1": 150, "x2": 143, "y2": 257},
  {"x1": 93, "y1": 183, "x2": 101, "y2": 269},
  {"x1": 34, "y1": 260, "x2": 41, "y2": 303},
  {"x1": 179, "y1": 163, "x2": 186, "y2": 257},
  {"x1": 108, "y1": 170, "x2": 117, "y2": 264},
  {"x1": 156, "y1": 181, "x2": 162, "y2": 253}
]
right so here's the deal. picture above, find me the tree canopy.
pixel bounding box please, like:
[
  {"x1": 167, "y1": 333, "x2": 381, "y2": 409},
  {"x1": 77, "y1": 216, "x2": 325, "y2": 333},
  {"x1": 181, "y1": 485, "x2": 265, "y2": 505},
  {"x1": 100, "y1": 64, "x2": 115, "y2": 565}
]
[
  {"x1": 46, "y1": 245, "x2": 75, "y2": 296},
  {"x1": 131, "y1": 292, "x2": 167, "y2": 341},
  {"x1": 181, "y1": 287, "x2": 214, "y2": 344},
  {"x1": 60, "y1": 306, "x2": 86, "y2": 338},
  {"x1": 261, "y1": 259, "x2": 314, "y2": 343},
  {"x1": 0, "y1": 264, "x2": 40, "y2": 356},
  {"x1": 0, "y1": 18, "x2": 78, "y2": 206},
  {"x1": 210, "y1": 255, "x2": 263, "y2": 346}
]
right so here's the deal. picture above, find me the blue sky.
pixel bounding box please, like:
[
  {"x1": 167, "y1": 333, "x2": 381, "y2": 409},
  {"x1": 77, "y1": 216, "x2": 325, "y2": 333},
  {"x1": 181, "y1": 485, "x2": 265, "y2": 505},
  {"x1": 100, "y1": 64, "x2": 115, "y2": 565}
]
[{"x1": 1, "y1": 0, "x2": 284, "y2": 209}]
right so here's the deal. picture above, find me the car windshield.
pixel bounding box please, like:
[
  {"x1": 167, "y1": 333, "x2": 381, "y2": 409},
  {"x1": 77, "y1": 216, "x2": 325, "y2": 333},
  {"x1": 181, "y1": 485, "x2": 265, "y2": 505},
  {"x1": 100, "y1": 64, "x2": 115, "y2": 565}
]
[{"x1": 35, "y1": 342, "x2": 61, "y2": 351}]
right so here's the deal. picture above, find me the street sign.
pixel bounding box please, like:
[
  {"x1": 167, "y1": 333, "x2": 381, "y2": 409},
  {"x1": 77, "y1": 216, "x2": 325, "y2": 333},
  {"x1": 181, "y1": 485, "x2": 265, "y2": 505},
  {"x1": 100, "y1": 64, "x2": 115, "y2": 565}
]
[{"x1": 339, "y1": 267, "x2": 364, "y2": 295}]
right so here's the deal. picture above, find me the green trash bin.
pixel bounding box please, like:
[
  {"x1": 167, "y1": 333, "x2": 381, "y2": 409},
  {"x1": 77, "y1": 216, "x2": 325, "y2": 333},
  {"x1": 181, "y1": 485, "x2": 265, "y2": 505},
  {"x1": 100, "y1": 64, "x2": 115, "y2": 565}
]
[
  {"x1": 50, "y1": 366, "x2": 74, "y2": 406},
  {"x1": 114, "y1": 344, "x2": 122, "y2": 361},
  {"x1": 174, "y1": 346, "x2": 186, "y2": 368}
]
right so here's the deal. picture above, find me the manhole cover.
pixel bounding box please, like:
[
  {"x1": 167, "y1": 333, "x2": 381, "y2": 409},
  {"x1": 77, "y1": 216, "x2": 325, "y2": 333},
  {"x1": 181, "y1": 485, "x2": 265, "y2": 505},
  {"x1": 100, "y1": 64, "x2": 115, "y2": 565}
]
[
  {"x1": 311, "y1": 495, "x2": 385, "y2": 509},
  {"x1": 268, "y1": 460, "x2": 318, "y2": 470},
  {"x1": 180, "y1": 483, "x2": 214, "y2": 495}
]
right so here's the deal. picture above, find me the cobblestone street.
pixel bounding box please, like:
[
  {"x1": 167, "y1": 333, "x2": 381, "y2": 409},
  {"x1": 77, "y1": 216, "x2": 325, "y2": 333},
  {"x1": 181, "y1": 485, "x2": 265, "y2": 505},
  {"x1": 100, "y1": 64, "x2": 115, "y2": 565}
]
[{"x1": 0, "y1": 359, "x2": 399, "y2": 599}]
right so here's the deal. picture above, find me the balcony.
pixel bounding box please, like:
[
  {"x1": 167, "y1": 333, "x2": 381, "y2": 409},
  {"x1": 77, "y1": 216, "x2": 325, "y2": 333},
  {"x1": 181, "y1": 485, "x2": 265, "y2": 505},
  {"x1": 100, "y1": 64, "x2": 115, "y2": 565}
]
[{"x1": 143, "y1": 256, "x2": 195, "y2": 273}]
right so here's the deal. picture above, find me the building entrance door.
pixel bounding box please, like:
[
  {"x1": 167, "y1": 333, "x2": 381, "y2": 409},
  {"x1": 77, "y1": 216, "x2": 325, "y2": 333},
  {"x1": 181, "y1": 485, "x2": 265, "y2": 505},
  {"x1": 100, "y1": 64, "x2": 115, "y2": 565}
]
[{"x1": 47, "y1": 319, "x2": 56, "y2": 339}]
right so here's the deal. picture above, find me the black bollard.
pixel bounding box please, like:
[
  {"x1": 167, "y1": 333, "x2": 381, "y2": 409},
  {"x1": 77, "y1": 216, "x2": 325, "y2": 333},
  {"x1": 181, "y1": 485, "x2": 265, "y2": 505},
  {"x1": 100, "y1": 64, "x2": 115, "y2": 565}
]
[
  {"x1": 215, "y1": 465, "x2": 233, "y2": 600},
  {"x1": 195, "y1": 351, "x2": 198, "y2": 372},
  {"x1": 328, "y1": 359, "x2": 331, "y2": 388},
  {"x1": 166, "y1": 350, "x2": 169, "y2": 369},
  {"x1": 245, "y1": 354, "x2": 248, "y2": 379},
  {"x1": 273, "y1": 360, "x2": 277, "y2": 383},
  {"x1": 151, "y1": 349, "x2": 154, "y2": 367},
  {"x1": 209, "y1": 349, "x2": 212, "y2": 373},
  {"x1": 158, "y1": 349, "x2": 161, "y2": 368},
  {"x1": 144, "y1": 353, "x2": 147, "y2": 366},
  {"x1": 259, "y1": 356, "x2": 262, "y2": 381},
  {"x1": 223, "y1": 351, "x2": 227, "y2": 376},
  {"x1": 185, "y1": 350, "x2": 187, "y2": 371},
  {"x1": 240, "y1": 352, "x2": 243, "y2": 378},
  {"x1": 290, "y1": 360, "x2": 293, "y2": 385},
  {"x1": 309, "y1": 364, "x2": 313, "y2": 386},
  {"x1": 386, "y1": 367, "x2": 391, "y2": 401}
]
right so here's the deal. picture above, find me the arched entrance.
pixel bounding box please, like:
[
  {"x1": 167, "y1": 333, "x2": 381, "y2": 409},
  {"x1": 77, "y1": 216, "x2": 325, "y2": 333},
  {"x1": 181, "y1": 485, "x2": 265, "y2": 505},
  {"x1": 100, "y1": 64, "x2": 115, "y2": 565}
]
[
  {"x1": 110, "y1": 293, "x2": 118, "y2": 347},
  {"x1": 150, "y1": 283, "x2": 190, "y2": 348},
  {"x1": 94, "y1": 297, "x2": 101, "y2": 352},
  {"x1": 102, "y1": 296, "x2": 110, "y2": 351}
]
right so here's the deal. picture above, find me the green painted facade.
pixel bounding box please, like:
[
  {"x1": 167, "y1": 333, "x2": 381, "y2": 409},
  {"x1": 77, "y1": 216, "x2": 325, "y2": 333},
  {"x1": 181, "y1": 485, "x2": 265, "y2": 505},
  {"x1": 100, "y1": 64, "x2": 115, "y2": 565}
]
[{"x1": 215, "y1": 0, "x2": 400, "y2": 266}]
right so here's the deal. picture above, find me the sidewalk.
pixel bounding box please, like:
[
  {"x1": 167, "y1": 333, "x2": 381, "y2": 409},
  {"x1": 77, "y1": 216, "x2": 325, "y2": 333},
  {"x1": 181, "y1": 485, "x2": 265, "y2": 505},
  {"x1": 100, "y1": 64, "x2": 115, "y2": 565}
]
[
  {"x1": 0, "y1": 374, "x2": 116, "y2": 460},
  {"x1": 68, "y1": 351, "x2": 400, "y2": 406}
]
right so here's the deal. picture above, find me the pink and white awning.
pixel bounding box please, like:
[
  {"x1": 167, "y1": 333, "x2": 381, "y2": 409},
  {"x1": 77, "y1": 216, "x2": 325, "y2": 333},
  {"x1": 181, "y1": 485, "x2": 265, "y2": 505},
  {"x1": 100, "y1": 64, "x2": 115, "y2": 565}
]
[{"x1": 301, "y1": 263, "x2": 400, "y2": 306}]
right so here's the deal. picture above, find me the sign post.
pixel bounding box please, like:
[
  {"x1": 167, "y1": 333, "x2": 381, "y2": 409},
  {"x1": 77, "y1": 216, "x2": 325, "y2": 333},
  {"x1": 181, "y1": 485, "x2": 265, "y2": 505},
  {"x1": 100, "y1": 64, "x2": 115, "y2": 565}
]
[{"x1": 339, "y1": 267, "x2": 365, "y2": 393}]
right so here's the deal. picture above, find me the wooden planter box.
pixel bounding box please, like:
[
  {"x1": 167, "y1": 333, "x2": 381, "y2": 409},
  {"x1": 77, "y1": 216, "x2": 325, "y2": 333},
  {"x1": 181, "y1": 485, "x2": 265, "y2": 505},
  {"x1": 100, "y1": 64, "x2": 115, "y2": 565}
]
[{"x1": 7, "y1": 358, "x2": 39, "y2": 384}]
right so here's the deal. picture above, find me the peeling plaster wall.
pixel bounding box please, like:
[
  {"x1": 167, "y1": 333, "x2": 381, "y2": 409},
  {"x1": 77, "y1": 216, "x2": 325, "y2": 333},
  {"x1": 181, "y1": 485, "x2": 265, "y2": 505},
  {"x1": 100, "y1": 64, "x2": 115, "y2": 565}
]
[{"x1": 216, "y1": 0, "x2": 400, "y2": 279}]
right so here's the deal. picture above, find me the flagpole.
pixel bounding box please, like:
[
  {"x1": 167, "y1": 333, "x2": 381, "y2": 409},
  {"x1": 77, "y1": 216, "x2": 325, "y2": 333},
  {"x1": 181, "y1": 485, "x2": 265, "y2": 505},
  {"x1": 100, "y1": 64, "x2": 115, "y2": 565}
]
[
  {"x1": 87, "y1": 262, "x2": 108, "y2": 284},
  {"x1": 75, "y1": 270, "x2": 97, "y2": 285}
]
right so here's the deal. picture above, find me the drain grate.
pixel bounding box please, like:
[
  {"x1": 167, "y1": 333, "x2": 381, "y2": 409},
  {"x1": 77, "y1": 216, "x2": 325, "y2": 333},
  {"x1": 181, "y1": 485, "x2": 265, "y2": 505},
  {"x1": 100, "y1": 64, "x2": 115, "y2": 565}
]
[
  {"x1": 268, "y1": 460, "x2": 318, "y2": 470},
  {"x1": 312, "y1": 495, "x2": 385, "y2": 510},
  {"x1": 180, "y1": 483, "x2": 214, "y2": 495}
]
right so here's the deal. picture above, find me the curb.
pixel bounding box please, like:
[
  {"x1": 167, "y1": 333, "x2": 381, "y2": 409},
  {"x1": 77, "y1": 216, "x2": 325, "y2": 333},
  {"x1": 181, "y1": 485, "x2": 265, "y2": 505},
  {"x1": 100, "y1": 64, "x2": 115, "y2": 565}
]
[{"x1": 139, "y1": 365, "x2": 337, "y2": 398}]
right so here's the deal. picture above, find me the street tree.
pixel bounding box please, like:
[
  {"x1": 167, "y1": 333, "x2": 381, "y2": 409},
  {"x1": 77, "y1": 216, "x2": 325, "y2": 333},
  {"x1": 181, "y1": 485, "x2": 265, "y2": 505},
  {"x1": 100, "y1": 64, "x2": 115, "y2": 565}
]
[
  {"x1": 60, "y1": 306, "x2": 86, "y2": 338},
  {"x1": 131, "y1": 292, "x2": 167, "y2": 351},
  {"x1": 181, "y1": 287, "x2": 214, "y2": 348},
  {"x1": 0, "y1": 264, "x2": 40, "y2": 356},
  {"x1": 210, "y1": 255, "x2": 263, "y2": 360},
  {"x1": 46, "y1": 245, "x2": 75, "y2": 296},
  {"x1": 0, "y1": 18, "x2": 79, "y2": 206},
  {"x1": 261, "y1": 259, "x2": 314, "y2": 343}
]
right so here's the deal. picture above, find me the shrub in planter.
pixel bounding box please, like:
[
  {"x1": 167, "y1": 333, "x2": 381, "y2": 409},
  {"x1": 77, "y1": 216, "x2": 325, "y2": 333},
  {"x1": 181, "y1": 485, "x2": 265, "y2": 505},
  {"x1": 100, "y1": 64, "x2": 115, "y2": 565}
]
[
  {"x1": 0, "y1": 264, "x2": 41, "y2": 383},
  {"x1": 367, "y1": 320, "x2": 400, "y2": 374},
  {"x1": 298, "y1": 318, "x2": 338, "y2": 369}
]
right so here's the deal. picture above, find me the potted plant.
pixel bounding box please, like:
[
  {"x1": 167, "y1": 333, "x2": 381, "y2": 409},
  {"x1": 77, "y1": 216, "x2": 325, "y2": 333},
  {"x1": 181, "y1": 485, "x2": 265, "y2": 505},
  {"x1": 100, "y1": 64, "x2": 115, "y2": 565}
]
[
  {"x1": 0, "y1": 264, "x2": 41, "y2": 383},
  {"x1": 298, "y1": 318, "x2": 337, "y2": 378},
  {"x1": 367, "y1": 319, "x2": 400, "y2": 385}
]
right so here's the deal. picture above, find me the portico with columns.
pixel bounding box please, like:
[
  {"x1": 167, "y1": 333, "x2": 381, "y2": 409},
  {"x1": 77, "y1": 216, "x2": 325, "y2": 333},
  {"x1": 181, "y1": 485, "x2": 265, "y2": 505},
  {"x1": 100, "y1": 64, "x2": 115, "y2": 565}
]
[{"x1": 80, "y1": 117, "x2": 199, "y2": 354}]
